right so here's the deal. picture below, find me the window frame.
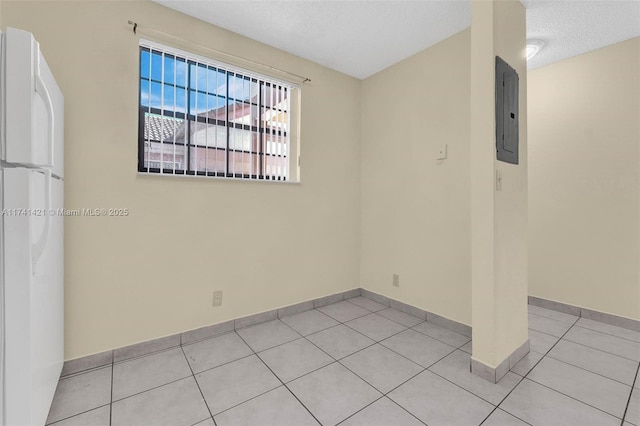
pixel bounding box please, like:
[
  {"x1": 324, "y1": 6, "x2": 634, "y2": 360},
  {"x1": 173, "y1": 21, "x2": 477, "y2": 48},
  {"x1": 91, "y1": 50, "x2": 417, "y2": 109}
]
[{"x1": 137, "y1": 39, "x2": 299, "y2": 182}]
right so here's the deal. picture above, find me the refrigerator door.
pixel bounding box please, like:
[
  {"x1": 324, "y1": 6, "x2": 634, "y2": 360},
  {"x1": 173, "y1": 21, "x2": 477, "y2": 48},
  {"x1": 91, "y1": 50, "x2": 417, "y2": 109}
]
[
  {"x1": 3, "y1": 168, "x2": 64, "y2": 426},
  {"x1": 4, "y1": 28, "x2": 64, "y2": 178},
  {"x1": 0, "y1": 170, "x2": 5, "y2": 426}
]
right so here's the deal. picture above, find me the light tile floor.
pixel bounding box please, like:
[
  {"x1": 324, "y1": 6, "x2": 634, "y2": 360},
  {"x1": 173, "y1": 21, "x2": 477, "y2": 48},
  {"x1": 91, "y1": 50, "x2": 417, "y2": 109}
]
[{"x1": 46, "y1": 296, "x2": 640, "y2": 426}]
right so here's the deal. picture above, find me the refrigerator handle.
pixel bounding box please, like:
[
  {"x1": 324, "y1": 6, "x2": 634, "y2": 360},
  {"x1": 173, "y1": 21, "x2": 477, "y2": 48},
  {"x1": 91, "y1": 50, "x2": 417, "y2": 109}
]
[
  {"x1": 32, "y1": 169, "x2": 52, "y2": 273},
  {"x1": 34, "y1": 67, "x2": 55, "y2": 168}
]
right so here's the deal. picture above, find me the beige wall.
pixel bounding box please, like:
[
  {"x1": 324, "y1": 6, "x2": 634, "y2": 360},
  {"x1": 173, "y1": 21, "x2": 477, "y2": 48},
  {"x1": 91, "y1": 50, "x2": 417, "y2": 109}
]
[
  {"x1": 4, "y1": 0, "x2": 634, "y2": 362},
  {"x1": 528, "y1": 37, "x2": 640, "y2": 320},
  {"x1": 470, "y1": 0, "x2": 528, "y2": 369},
  {"x1": 360, "y1": 30, "x2": 472, "y2": 326},
  {"x1": 2, "y1": 0, "x2": 362, "y2": 359}
]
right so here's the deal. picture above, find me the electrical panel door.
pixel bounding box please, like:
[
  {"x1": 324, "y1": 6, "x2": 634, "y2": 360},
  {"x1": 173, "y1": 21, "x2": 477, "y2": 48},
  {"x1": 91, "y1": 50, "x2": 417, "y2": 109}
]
[{"x1": 496, "y1": 56, "x2": 519, "y2": 164}]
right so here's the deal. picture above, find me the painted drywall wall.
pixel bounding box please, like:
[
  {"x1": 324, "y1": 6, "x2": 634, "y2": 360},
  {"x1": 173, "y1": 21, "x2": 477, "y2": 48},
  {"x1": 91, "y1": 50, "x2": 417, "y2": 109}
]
[
  {"x1": 1, "y1": 0, "x2": 362, "y2": 359},
  {"x1": 528, "y1": 37, "x2": 640, "y2": 320},
  {"x1": 360, "y1": 29, "x2": 472, "y2": 326},
  {"x1": 489, "y1": 0, "x2": 529, "y2": 367},
  {"x1": 470, "y1": 0, "x2": 528, "y2": 369}
]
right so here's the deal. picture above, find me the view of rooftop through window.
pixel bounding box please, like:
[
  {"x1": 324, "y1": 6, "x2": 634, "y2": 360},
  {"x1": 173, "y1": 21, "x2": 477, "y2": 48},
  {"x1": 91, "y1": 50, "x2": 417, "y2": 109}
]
[{"x1": 138, "y1": 43, "x2": 293, "y2": 181}]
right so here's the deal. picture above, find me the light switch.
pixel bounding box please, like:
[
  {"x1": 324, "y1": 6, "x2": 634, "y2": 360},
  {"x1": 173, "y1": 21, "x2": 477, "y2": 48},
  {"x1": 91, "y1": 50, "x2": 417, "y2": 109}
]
[
  {"x1": 496, "y1": 169, "x2": 502, "y2": 191},
  {"x1": 437, "y1": 144, "x2": 448, "y2": 160}
]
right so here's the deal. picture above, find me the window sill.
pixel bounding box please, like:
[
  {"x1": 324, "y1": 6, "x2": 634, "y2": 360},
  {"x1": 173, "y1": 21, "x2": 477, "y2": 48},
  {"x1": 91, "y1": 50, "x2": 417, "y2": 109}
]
[{"x1": 136, "y1": 171, "x2": 301, "y2": 185}]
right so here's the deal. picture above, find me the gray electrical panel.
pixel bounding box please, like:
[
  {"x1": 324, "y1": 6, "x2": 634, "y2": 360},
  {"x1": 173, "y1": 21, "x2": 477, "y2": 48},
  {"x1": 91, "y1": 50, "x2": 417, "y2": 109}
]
[{"x1": 496, "y1": 56, "x2": 519, "y2": 164}]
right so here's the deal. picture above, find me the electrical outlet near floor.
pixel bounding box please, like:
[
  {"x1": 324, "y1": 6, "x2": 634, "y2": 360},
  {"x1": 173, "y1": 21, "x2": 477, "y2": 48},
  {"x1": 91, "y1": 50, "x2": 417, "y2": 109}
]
[
  {"x1": 392, "y1": 274, "x2": 400, "y2": 287},
  {"x1": 212, "y1": 291, "x2": 223, "y2": 307}
]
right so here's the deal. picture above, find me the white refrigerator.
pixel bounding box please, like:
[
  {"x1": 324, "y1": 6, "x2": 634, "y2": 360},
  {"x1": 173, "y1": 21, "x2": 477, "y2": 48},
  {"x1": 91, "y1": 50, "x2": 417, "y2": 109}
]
[{"x1": 0, "y1": 28, "x2": 65, "y2": 426}]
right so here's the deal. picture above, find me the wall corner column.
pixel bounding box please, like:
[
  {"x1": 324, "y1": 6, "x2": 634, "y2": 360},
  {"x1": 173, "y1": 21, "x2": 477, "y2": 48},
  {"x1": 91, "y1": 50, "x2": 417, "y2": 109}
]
[{"x1": 470, "y1": 0, "x2": 529, "y2": 383}]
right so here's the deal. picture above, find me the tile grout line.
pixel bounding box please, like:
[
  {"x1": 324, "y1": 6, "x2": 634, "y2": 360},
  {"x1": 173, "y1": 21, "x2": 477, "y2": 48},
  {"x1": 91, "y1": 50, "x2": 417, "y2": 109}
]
[
  {"x1": 377, "y1": 335, "x2": 457, "y2": 372},
  {"x1": 179, "y1": 345, "x2": 217, "y2": 426},
  {"x1": 528, "y1": 300, "x2": 640, "y2": 334},
  {"x1": 343, "y1": 310, "x2": 405, "y2": 330},
  {"x1": 261, "y1": 305, "x2": 427, "y2": 424},
  {"x1": 236, "y1": 315, "x2": 380, "y2": 388},
  {"x1": 343, "y1": 299, "x2": 415, "y2": 325},
  {"x1": 308, "y1": 308, "x2": 393, "y2": 359},
  {"x1": 331, "y1": 344, "x2": 430, "y2": 425},
  {"x1": 425, "y1": 363, "x2": 507, "y2": 409},
  {"x1": 337, "y1": 387, "x2": 428, "y2": 426},
  {"x1": 525, "y1": 376, "x2": 627, "y2": 420},
  {"x1": 333, "y1": 395, "x2": 387, "y2": 426},
  {"x1": 560, "y1": 334, "x2": 640, "y2": 363},
  {"x1": 343, "y1": 297, "x2": 387, "y2": 311},
  {"x1": 528, "y1": 310, "x2": 579, "y2": 324},
  {"x1": 197, "y1": 357, "x2": 286, "y2": 418},
  {"x1": 274, "y1": 312, "x2": 384, "y2": 425},
  {"x1": 543, "y1": 332, "x2": 640, "y2": 363},
  {"x1": 571, "y1": 319, "x2": 640, "y2": 342},
  {"x1": 280, "y1": 309, "x2": 339, "y2": 333},
  {"x1": 107, "y1": 349, "x2": 193, "y2": 402},
  {"x1": 45, "y1": 404, "x2": 112, "y2": 426},
  {"x1": 409, "y1": 322, "x2": 471, "y2": 348},
  {"x1": 46, "y1": 362, "x2": 116, "y2": 426},
  {"x1": 335, "y1": 346, "x2": 421, "y2": 396},
  {"x1": 484, "y1": 317, "x2": 635, "y2": 425},
  {"x1": 527, "y1": 326, "x2": 570, "y2": 340},
  {"x1": 109, "y1": 356, "x2": 114, "y2": 426},
  {"x1": 620, "y1": 363, "x2": 640, "y2": 426},
  {"x1": 528, "y1": 324, "x2": 639, "y2": 362},
  {"x1": 112, "y1": 343, "x2": 183, "y2": 366},
  {"x1": 109, "y1": 375, "x2": 194, "y2": 405},
  {"x1": 321, "y1": 306, "x2": 468, "y2": 426},
  {"x1": 322, "y1": 302, "x2": 468, "y2": 353},
  {"x1": 360, "y1": 293, "x2": 473, "y2": 338},
  {"x1": 570, "y1": 324, "x2": 640, "y2": 345},
  {"x1": 377, "y1": 397, "x2": 428, "y2": 426},
  {"x1": 377, "y1": 348, "x2": 469, "y2": 424},
  {"x1": 233, "y1": 328, "x2": 324, "y2": 426},
  {"x1": 285, "y1": 309, "x2": 382, "y2": 377},
  {"x1": 316, "y1": 306, "x2": 372, "y2": 325},
  {"x1": 59, "y1": 363, "x2": 112, "y2": 380},
  {"x1": 543, "y1": 351, "x2": 638, "y2": 388},
  {"x1": 341, "y1": 319, "x2": 408, "y2": 345},
  {"x1": 185, "y1": 350, "x2": 256, "y2": 377},
  {"x1": 367, "y1": 334, "x2": 478, "y2": 425},
  {"x1": 528, "y1": 327, "x2": 569, "y2": 340},
  {"x1": 489, "y1": 408, "x2": 533, "y2": 426},
  {"x1": 309, "y1": 308, "x2": 432, "y2": 369},
  {"x1": 303, "y1": 322, "x2": 347, "y2": 339},
  {"x1": 378, "y1": 321, "x2": 469, "y2": 371},
  {"x1": 345, "y1": 297, "x2": 436, "y2": 329},
  {"x1": 478, "y1": 316, "x2": 582, "y2": 425},
  {"x1": 184, "y1": 304, "x2": 464, "y2": 425},
  {"x1": 301, "y1": 334, "x2": 376, "y2": 367}
]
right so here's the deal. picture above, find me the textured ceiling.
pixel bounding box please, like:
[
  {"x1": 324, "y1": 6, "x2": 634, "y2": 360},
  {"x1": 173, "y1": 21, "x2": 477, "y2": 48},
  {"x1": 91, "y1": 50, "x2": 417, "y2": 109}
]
[
  {"x1": 152, "y1": 0, "x2": 640, "y2": 79},
  {"x1": 525, "y1": 0, "x2": 640, "y2": 70}
]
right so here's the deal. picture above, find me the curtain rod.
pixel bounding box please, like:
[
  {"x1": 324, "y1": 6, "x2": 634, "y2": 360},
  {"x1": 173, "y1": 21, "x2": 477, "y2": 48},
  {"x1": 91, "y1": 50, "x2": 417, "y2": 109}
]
[{"x1": 127, "y1": 20, "x2": 311, "y2": 84}]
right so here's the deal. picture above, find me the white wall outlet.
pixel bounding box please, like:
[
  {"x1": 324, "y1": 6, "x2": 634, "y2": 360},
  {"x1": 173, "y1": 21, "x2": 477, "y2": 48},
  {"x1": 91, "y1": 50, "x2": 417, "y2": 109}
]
[
  {"x1": 212, "y1": 291, "x2": 223, "y2": 307},
  {"x1": 392, "y1": 273, "x2": 400, "y2": 287}
]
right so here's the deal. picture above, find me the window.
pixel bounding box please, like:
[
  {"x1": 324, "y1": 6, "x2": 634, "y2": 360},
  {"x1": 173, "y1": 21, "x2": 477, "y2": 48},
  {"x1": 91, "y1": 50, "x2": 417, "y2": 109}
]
[{"x1": 138, "y1": 40, "x2": 298, "y2": 181}]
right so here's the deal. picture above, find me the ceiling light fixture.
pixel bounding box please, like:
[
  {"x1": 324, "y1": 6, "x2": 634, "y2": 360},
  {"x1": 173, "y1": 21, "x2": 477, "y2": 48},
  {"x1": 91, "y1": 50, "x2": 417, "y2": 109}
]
[{"x1": 526, "y1": 39, "x2": 545, "y2": 60}]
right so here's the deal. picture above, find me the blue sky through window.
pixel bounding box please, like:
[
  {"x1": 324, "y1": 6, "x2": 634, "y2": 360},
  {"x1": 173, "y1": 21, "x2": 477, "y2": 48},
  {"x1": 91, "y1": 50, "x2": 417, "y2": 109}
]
[{"x1": 140, "y1": 49, "x2": 257, "y2": 115}]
